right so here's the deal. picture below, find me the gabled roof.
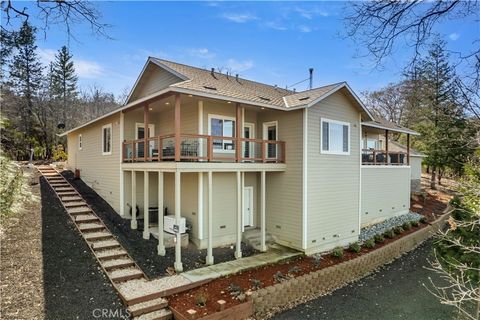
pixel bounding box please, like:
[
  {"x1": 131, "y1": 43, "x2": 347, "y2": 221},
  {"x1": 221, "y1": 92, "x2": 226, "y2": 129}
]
[{"x1": 389, "y1": 140, "x2": 426, "y2": 157}]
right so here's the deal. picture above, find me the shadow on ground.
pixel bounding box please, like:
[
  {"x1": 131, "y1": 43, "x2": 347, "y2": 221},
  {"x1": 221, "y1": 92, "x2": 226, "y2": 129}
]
[
  {"x1": 273, "y1": 241, "x2": 455, "y2": 320},
  {"x1": 40, "y1": 177, "x2": 127, "y2": 320},
  {"x1": 61, "y1": 170, "x2": 257, "y2": 279}
]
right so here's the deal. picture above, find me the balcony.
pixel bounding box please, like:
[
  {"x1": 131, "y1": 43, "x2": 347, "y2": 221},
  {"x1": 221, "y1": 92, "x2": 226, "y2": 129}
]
[
  {"x1": 122, "y1": 133, "x2": 286, "y2": 163},
  {"x1": 362, "y1": 149, "x2": 408, "y2": 166}
]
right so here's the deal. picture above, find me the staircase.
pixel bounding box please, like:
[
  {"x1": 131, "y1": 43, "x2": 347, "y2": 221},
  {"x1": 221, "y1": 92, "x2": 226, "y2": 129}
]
[
  {"x1": 242, "y1": 228, "x2": 276, "y2": 251},
  {"x1": 37, "y1": 166, "x2": 173, "y2": 320}
]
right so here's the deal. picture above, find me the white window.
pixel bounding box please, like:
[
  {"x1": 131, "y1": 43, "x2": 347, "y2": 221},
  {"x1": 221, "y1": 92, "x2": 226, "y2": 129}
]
[
  {"x1": 321, "y1": 118, "x2": 350, "y2": 155},
  {"x1": 102, "y1": 123, "x2": 112, "y2": 155},
  {"x1": 78, "y1": 134, "x2": 82, "y2": 150},
  {"x1": 208, "y1": 114, "x2": 236, "y2": 152}
]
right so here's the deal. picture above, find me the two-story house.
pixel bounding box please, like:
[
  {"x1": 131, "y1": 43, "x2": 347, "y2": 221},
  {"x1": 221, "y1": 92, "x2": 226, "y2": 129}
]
[{"x1": 62, "y1": 58, "x2": 419, "y2": 272}]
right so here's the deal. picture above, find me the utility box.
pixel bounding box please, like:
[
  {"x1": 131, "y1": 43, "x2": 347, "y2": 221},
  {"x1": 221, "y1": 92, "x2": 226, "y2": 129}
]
[{"x1": 164, "y1": 215, "x2": 186, "y2": 234}]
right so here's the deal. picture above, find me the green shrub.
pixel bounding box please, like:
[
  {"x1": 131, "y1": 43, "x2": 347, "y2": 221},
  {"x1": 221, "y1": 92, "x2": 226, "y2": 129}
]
[
  {"x1": 402, "y1": 222, "x2": 412, "y2": 230},
  {"x1": 364, "y1": 238, "x2": 375, "y2": 248},
  {"x1": 394, "y1": 226, "x2": 405, "y2": 234},
  {"x1": 52, "y1": 149, "x2": 67, "y2": 161},
  {"x1": 420, "y1": 216, "x2": 428, "y2": 224},
  {"x1": 349, "y1": 242, "x2": 361, "y2": 253},
  {"x1": 374, "y1": 234, "x2": 385, "y2": 243},
  {"x1": 250, "y1": 278, "x2": 263, "y2": 290},
  {"x1": 411, "y1": 220, "x2": 420, "y2": 227},
  {"x1": 331, "y1": 246, "x2": 344, "y2": 259},
  {"x1": 384, "y1": 229, "x2": 395, "y2": 239}
]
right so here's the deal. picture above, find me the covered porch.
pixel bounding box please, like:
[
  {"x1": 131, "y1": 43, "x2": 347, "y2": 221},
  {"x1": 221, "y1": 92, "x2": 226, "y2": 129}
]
[{"x1": 120, "y1": 163, "x2": 285, "y2": 272}]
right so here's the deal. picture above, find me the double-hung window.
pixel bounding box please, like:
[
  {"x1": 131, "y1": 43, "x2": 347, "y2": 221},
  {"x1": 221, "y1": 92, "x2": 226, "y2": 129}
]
[
  {"x1": 102, "y1": 123, "x2": 112, "y2": 155},
  {"x1": 321, "y1": 118, "x2": 350, "y2": 155},
  {"x1": 208, "y1": 115, "x2": 235, "y2": 152}
]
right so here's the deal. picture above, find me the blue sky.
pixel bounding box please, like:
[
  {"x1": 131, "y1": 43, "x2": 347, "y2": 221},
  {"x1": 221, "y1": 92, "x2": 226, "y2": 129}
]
[{"x1": 15, "y1": 1, "x2": 479, "y2": 98}]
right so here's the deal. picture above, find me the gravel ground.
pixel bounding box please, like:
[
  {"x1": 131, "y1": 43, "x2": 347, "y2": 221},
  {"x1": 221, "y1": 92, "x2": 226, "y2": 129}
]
[
  {"x1": 273, "y1": 241, "x2": 455, "y2": 320},
  {"x1": 359, "y1": 212, "x2": 423, "y2": 243},
  {"x1": 61, "y1": 170, "x2": 258, "y2": 279}
]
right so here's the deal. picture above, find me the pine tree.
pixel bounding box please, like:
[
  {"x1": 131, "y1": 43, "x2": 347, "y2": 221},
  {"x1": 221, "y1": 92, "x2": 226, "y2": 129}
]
[
  {"x1": 9, "y1": 21, "x2": 44, "y2": 146},
  {"x1": 51, "y1": 45, "x2": 78, "y2": 127},
  {"x1": 414, "y1": 39, "x2": 469, "y2": 188}
]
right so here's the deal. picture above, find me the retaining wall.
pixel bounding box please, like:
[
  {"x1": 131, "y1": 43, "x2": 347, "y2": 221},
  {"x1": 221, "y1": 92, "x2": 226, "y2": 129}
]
[{"x1": 251, "y1": 213, "x2": 449, "y2": 318}]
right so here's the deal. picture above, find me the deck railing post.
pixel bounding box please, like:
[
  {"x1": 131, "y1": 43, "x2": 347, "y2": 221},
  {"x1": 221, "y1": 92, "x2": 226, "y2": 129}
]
[
  {"x1": 144, "y1": 104, "x2": 149, "y2": 162},
  {"x1": 373, "y1": 150, "x2": 376, "y2": 165},
  {"x1": 133, "y1": 142, "x2": 136, "y2": 162},
  {"x1": 174, "y1": 94, "x2": 181, "y2": 162},
  {"x1": 207, "y1": 136, "x2": 213, "y2": 162},
  {"x1": 261, "y1": 141, "x2": 265, "y2": 163},
  {"x1": 158, "y1": 136, "x2": 162, "y2": 162}
]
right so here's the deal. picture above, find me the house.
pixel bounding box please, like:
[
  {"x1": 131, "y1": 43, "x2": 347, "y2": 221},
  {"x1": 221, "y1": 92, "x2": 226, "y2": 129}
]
[{"x1": 61, "y1": 58, "x2": 420, "y2": 272}]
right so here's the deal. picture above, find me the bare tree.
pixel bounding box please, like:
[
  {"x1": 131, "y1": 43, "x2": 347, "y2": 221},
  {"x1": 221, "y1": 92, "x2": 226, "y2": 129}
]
[{"x1": 1, "y1": 0, "x2": 110, "y2": 39}]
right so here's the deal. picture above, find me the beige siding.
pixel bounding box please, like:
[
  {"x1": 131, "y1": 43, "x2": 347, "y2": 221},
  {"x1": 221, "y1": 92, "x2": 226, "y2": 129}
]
[
  {"x1": 361, "y1": 167, "x2": 411, "y2": 226},
  {"x1": 410, "y1": 157, "x2": 422, "y2": 180},
  {"x1": 258, "y1": 109, "x2": 304, "y2": 250},
  {"x1": 66, "y1": 113, "x2": 121, "y2": 212},
  {"x1": 306, "y1": 91, "x2": 361, "y2": 253},
  {"x1": 129, "y1": 63, "x2": 182, "y2": 102}
]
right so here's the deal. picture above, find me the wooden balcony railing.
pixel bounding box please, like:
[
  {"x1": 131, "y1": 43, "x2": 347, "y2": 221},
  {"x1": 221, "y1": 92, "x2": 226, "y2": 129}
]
[
  {"x1": 122, "y1": 134, "x2": 286, "y2": 164},
  {"x1": 362, "y1": 149, "x2": 408, "y2": 165}
]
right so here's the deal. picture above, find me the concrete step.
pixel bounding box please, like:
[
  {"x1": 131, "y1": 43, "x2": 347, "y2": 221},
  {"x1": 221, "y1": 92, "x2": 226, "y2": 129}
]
[
  {"x1": 128, "y1": 297, "x2": 168, "y2": 317},
  {"x1": 110, "y1": 268, "x2": 144, "y2": 283},
  {"x1": 75, "y1": 214, "x2": 99, "y2": 223},
  {"x1": 84, "y1": 232, "x2": 113, "y2": 242},
  {"x1": 54, "y1": 187, "x2": 75, "y2": 192},
  {"x1": 91, "y1": 239, "x2": 120, "y2": 250},
  {"x1": 61, "y1": 196, "x2": 83, "y2": 202},
  {"x1": 133, "y1": 308, "x2": 172, "y2": 320},
  {"x1": 102, "y1": 258, "x2": 135, "y2": 271},
  {"x1": 65, "y1": 201, "x2": 88, "y2": 208}
]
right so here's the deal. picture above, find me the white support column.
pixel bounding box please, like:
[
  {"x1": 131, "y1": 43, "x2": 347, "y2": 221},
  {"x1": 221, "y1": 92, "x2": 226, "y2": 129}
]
[
  {"x1": 235, "y1": 171, "x2": 242, "y2": 259},
  {"x1": 157, "y1": 171, "x2": 165, "y2": 256},
  {"x1": 260, "y1": 170, "x2": 267, "y2": 252},
  {"x1": 143, "y1": 171, "x2": 150, "y2": 239},
  {"x1": 241, "y1": 172, "x2": 245, "y2": 232},
  {"x1": 174, "y1": 171, "x2": 183, "y2": 272},
  {"x1": 131, "y1": 171, "x2": 137, "y2": 229},
  {"x1": 119, "y1": 112, "x2": 125, "y2": 216},
  {"x1": 198, "y1": 172, "x2": 203, "y2": 239},
  {"x1": 206, "y1": 171, "x2": 214, "y2": 265}
]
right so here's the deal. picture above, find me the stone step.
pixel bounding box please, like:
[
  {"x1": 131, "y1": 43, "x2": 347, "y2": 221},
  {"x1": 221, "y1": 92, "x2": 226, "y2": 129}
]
[
  {"x1": 110, "y1": 268, "x2": 144, "y2": 283},
  {"x1": 128, "y1": 297, "x2": 168, "y2": 317},
  {"x1": 96, "y1": 248, "x2": 129, "y2": 261},
  {"x1": 102, "y1": 258, "x2": 136, "y2": 271},
  {"x1": 67, "y1": 207, "x2": 92, "y2": 215},
  {"x1": 133, "y1": 308, "x2": 172, "y2": 320},
  {"x1": 78, "y1": 223, "x2": 105, "y2": 233},
  {"x1": 91, "y1": 239, "x2": 120, "y2": 251},
  {"x1": 75, "y1": 214, "x2": 99, "y2": 223},
  {"x1": 84, "y1": 232, "x2": 113, "y2": 242}
]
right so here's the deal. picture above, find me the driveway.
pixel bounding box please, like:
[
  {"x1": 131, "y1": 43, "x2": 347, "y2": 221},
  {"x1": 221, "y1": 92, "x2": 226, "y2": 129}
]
[{"x1": 274, "y1": 241, "x2": 455, "y2": 320}]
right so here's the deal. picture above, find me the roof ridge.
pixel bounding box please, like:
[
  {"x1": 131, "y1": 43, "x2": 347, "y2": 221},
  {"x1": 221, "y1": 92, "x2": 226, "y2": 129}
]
[
  {"x1": 153, "y1": 57, "x2": 294, "y2": 94},
  {"x1": 284, "y1": 81, "x2": 346, "y2": 96}
]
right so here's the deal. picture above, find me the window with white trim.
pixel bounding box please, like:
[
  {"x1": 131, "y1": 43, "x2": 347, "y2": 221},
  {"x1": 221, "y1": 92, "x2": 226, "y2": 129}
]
[
  {"x1": 321, "y1": 118, "x2": 350, "y2": 155},
  {"x1": 78, "y1": 134, "x2": 82, "y2": 150},
  {"x1": 208, "y1": 114, "x2": 235, "y2": 152},
  {"x1": 102, "y1": 124, "x2": 112, "y2": 155}
]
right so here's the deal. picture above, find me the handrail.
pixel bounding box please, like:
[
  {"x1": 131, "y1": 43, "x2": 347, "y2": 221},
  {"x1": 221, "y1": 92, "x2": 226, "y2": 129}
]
[{"x1": 122, "y1": 133, "x2": 286, "y2": 164}]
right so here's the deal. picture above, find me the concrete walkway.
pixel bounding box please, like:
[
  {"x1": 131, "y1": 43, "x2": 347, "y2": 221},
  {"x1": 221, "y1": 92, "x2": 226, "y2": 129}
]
[{"x1": 182, "y1": 244, "x2": 301, "y2": 282}]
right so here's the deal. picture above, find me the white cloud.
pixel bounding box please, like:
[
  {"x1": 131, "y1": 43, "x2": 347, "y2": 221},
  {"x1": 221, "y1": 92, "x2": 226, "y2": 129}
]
[
  {"x1": 298, "y1": 25, "x2": 312, "y2": 33},
  {"x1": 294, "y1": 6, "x2": 329, "y2": 19},
  {"x1": 222, "y1": 13, "x2": 257, "y2": 23},
  {"x1": 264, "y1": 21, "x2": 287, "y2": 31},
  {"x1": 226, "y1": 59, "x2": 254, "y2": 72},
  {"x1": 449, "y1": 33, "x2": 460, "y2": 41},
  {"x1": 188, "y1": 48, "x2": 216, "y2": 59},
  {"x1": 37, "y1": 48, "x2": 105, "y2": 79}
]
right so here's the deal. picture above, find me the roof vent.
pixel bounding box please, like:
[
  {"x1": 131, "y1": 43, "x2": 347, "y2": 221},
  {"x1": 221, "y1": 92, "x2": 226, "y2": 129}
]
[
  {"x1": 235, "y1": 74, "x2": 239, "y2": 82},
  {"x1": 203, "y1": 85, "x2": 217, "y2": 91},
  {"x1": 258, "y1": 96, "x2": 271, "y2": 101},
  {"x1": 299, "y1": 96, "x2": 310, "y2": 101},
  {"x1": 210, "y1": 68, "x2": 217, "y2": 79}
]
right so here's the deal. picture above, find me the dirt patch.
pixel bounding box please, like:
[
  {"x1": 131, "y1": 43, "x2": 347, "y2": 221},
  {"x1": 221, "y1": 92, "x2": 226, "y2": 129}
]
[
  {"x1": 0, "y1": 167, "x2": 44, "y2": 320},
  {"x1": 61, "y1": 170, "x2": 258, "y2": 278}
]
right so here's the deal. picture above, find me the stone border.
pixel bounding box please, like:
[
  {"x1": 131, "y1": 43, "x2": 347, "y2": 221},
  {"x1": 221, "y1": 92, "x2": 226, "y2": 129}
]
[{"x1": 251, "y1": 212, "x2": 450, "y2": 318}]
